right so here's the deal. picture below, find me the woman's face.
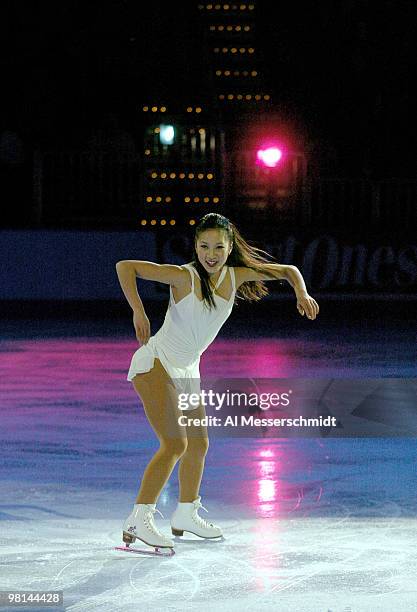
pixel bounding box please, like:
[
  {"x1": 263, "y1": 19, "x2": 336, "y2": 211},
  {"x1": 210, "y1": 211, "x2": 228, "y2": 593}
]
[{"x1": 195, "y1": 228, "x2": 232, "y2": 275}]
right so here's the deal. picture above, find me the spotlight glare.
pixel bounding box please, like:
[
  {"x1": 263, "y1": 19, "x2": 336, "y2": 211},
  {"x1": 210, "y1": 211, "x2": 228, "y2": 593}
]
[{"x1": 256, "y1": 147, "x2": 283, "y2": 168}]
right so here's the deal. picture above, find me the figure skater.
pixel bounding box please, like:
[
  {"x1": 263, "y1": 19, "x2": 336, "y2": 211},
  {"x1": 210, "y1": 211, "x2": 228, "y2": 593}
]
[{"x1": 115, "y1": 213, "x2": 319, "y2": 553}]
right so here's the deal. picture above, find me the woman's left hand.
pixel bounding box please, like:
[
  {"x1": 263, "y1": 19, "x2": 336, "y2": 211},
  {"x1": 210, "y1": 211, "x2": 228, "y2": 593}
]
[{"x1": 296, "y1": 291, "x2": 319, "y2": 320}]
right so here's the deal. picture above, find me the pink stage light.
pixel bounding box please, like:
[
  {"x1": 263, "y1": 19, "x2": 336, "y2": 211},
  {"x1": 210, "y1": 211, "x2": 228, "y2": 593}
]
[{"x1": 256, "y1": 146, "x2": 283, "y2": 168}]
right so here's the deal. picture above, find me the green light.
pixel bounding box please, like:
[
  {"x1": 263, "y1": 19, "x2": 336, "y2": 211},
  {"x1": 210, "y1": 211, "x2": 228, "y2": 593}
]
[{"x1": 159, "y1": 125, "x2": 175, "y2": 145}]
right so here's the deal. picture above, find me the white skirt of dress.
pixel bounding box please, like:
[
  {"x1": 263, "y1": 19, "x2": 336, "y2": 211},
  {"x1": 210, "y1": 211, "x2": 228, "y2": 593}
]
[{"x1": 127, "y1": 337, "x2": 201, "y2": 410}]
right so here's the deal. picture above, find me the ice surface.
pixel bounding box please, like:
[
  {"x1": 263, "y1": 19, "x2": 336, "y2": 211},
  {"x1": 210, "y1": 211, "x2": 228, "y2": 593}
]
[{"x1": 1, "y1": 322, "x2": 416, "y2": 611}]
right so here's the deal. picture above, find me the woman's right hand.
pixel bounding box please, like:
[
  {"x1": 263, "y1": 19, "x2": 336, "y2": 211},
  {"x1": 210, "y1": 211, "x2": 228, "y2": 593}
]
[{"x1": 133, "y1": 309, "x2": 151, "y2": 345}]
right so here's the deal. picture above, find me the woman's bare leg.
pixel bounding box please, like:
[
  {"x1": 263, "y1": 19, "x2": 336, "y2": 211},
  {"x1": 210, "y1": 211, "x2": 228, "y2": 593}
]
[
  {"x1": 131, "y1": 359, "x2": 187, "y2": 504},
  {"x1": 178, "y1": 403, "x2": 209, "y2": 503}
]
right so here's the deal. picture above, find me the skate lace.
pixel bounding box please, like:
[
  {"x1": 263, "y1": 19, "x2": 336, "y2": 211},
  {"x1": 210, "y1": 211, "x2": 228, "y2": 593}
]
[
  {"x1": 193, "y1": 500, "x2": 214, "y2": 529},
  {"x1": 144, "y1": 506, "x2": 167, "y2": 538}
]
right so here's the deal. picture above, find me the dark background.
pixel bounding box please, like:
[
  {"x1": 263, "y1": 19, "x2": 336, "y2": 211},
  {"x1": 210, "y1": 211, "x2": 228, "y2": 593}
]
[{"x1": 2, "y1": 0, "x2": 416, "y2": 177}]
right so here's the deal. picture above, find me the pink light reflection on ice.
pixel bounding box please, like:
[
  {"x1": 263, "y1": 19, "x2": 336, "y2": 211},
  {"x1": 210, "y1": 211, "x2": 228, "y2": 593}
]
[
  {"x1": 258, "y1": 478, "x2": 276, "y2": 502},
  {"x1": 259, "y1": 449, "x2": 274, "y2": 458},
  {"x1": 204, "y1": 339, "x2": 295, "y2": 377},
  {"x1": 257, "y1": 447, "x2": 279, "y2": 517}
]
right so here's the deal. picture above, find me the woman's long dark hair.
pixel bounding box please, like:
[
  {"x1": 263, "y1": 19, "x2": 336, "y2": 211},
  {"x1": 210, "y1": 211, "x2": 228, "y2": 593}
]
[{"x1": 191, "y1": 213, "x2": 280, "y2": 309}]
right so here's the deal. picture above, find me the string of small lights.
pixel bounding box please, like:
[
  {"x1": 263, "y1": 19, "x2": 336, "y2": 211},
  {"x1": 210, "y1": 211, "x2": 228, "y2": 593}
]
[
  {"x1": 213, "y1": 47, "x2": 255, "y2": 53},
  {"x1": 145, "y1": 196, "x2": 220, "y2": 203},
  {"x1": 210, "y1": 25, "x2": 251, "y2": 31},
  {"x1": 198, "y1": 4, "x2": 255, "y2": 11},
  {"x1": 215, "y1": 70, "x2": 258, "y2": 76},
  {"x1": 149, "y1": 172, "x2": 215, "y2": 179},
  {"x1": 139, "y1": 219, "x2": 198, "y2": 226}
]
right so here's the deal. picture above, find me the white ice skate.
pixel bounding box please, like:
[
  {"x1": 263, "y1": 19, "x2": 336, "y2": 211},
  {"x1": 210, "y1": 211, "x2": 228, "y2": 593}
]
[
  {"x1": 115, "y1": 503, "x2": 175, "y2": 556},
  {"x1": 170, "y1": 496, "x2": 223, "y2": 539}
]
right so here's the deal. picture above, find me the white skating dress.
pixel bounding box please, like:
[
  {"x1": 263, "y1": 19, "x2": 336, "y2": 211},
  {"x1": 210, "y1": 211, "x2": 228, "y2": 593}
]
[{"x1": 126, "y1": 264, "x2": 236, "y2": 407}]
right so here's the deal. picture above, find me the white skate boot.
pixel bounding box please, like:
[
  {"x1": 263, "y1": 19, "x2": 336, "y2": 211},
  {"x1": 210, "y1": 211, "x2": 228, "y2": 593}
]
[
  {"x1": 118, "y1": 503, "x2": 175, "y2": 555},
  {"x1": 170, "y1": 496, "x2": 223, "y2": 539}
]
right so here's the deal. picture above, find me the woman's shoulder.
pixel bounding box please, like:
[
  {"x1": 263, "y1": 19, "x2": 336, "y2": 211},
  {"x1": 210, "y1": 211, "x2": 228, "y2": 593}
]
[
  {"x1": 178, "y1": 262, "x2": 200, "y2": 285},
  {"x1": 182, "y1": 262, "x2": 201, "y2": 278},
  {"x1": 231, "y1": 266, "x2": 247, "y2": 286}
]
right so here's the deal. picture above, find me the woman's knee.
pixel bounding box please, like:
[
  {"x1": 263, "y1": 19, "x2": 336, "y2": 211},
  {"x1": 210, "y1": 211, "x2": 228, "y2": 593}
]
[
  {"x1": 185, "y1": 436, "x2": 209, "y2": 457},
  {"x1": 161, "y1": 437, "x2": 188, "y2": 459}
]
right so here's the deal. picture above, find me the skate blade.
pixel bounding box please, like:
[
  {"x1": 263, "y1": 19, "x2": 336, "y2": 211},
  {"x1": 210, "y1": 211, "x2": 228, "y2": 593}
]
[{"x1": 114, "y1": 545, "x2": 175, "y2": 557}]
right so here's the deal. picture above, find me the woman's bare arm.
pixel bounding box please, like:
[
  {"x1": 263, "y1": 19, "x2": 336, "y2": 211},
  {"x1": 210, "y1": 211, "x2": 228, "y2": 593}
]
[
  {"x1": 235, "y1": 264, "x2": 319, "y2": 320},
  {"x1": 115, "y1": 261, "x2": 188, "y2": 312},
  {"x1": 235, "y1": 263, "x2": 290, "y2": 285},
  {"x1": 115, "y1": 261, "x2": 190, "y2": 344},
  {"x1": 116, "y1": 260, "x2": 188, "y2": 285}
]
